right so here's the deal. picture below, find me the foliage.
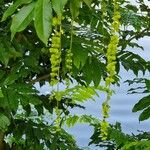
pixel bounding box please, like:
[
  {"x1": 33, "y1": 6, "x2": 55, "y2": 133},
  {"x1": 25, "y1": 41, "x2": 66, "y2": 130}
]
[
  {"x1": 126, "y1": 78, "x2": 150, "y2": 121},
  {"x1": 6, "y1": 120, "x2": 80, "y2": 150},
  {"x1": 0, "y1": 0, "x2": 149, "y2": 149},
  {"x1": 89, "y1": 122, "x2": 150, "y2": 150}
]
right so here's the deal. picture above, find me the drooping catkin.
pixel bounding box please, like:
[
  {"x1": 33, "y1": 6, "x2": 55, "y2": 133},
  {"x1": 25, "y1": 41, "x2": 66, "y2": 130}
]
[
  {"x1": 49, "y1": 17, "x2": 62, "y2": 130},
  {"x1": 49, "y1": 17, "x2": 62, "y2": 86},
  {"x1": 100, "y1": 0, "x2": 121, "y2": 140},
  {"x1": 49, "y1": 32, "x2": 61, "y2": 86},
  {"x1": 66, "y1": 49, "x2": 73, "y2": 73},
  {"x1": 65, "y1": 20, "x2": 74, "y2": 87}
]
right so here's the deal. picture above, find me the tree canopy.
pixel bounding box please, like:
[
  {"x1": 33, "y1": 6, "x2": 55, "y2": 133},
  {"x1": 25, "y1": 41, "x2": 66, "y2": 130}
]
[{"x1": 0, "y1": 0, "x2": 150, "y2": 149}]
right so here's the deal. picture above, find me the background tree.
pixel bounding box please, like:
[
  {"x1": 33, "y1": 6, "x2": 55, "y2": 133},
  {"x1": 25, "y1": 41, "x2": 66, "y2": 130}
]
[{"x1": 0, "y1": 0, "x2": 149, "y2": 149}]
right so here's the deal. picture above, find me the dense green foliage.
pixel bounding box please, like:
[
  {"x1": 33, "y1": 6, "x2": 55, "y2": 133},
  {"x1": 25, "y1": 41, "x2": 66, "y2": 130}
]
[
  {"x1": 90, "y1": 122, "x2": 150, "y2": 149},
  {"x1": 0, "y1": 0, "x2": 149, "y2": 149}
]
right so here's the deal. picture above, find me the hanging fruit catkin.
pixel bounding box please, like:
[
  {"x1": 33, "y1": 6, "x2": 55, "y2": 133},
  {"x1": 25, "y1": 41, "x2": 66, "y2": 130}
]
[
  {"x1": 66, "y1": 49, "x2": 73, "y2": 74},
  {"x1": 65, "y1": 20, "x2": 73, "y2": 87},
  {"x1": 49, "y1": 32, "x2": 61, "y2": 85},
  {"x1": 49, "y1": 17, "x2": 62, "y2": 86},
  {"x1": 100, "y1": 0, "x2": 121, "y2": 140},
  {"x1": 49, "y1": 17, "x2": 62, "y2": 130}
]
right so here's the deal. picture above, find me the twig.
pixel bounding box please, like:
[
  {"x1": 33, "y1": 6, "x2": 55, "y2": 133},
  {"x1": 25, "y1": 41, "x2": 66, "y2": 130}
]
[
  {"x1": 29, "y1": 74, "x2": 50, "y2": 84},
  {"x1": 128, "y1": 27, "x2": 150, "y2": 42}
]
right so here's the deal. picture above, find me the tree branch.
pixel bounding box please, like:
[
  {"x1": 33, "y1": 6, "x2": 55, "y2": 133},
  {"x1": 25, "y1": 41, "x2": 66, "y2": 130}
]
[
  {"x1": 128, "y1": 27, "x2": 150, "y2": 42},
  {"x1": 29, "y1": 74, "x2": 50, "y2": 84},
  {"x1": 0, "y1": 132, "x2": 4, "y2": 150}
]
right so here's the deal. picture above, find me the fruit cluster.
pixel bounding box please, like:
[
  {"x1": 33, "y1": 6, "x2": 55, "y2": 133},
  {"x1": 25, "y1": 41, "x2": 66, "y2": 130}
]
[
  {"x1": 49, "y1": 31, "x2": 61, "y2": 86},
  {"x1": 66, "y1": 49, "x2": 73, "y2": 73},
  {"x1": 101, "y1": 0, "x2": 121, "y2": 140},
  {"x1": 100, "y1": 120, "x2": 109, "y2": 140},
  {"x1": 105, "y1": 0, "x2": 121, "y2": 86},
  {"x1": 65, "y1": 48, "x2": 73, "y2": 86},
  {"x1": 105, "y1": 34, "x2": 119, "y2": 85}
]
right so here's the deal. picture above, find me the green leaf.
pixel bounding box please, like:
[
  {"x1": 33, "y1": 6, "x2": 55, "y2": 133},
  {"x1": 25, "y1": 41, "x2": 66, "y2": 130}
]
[
  {"x1": 72, "y1": 44, "x2": 88, "y2": 69},
  {"x1": 119, "y1": 51, "x2": 146, "y2": 75},
  {"x1": 29, "y1": 96, "x2": 41, "y2": 105},
  {"x1": 139, "y1": 107, "x2": 150, "y2": 121},
  {"x1": 82, "y1": 57, "x2": 102, "y2": 86},
  {"x1": 121, "y1": 141, "x2": 150, "y2": 150},
  {"x1": 145, "y1": 79, "x2": 150, "y2": 91},
  {"x1": 0, "y1": 89, "x2": 3, "y2": 98},
  {"x1": 9, "y1": 83, "x2": 41, "y2": 106},
  {"x1": 0, "y1": 97, "x2": 8, "y2": 109},
  {"x1": 92, "y1": 58, "x2": 102, "y2": 87},
  {"x1": 70, "y1": 0, "x2": 81, "y2": 19},
  {"x1": 66, "y1": 115, "x2": 79, "y2": 127},
  {"x1": 52, "y1": 0, "x2": 68, "y2": 17},
  {"x1": 82, "y1": 59, "x2": 93, "y2": 85},
  {"x1": 3, "y1": 73, "x2": 19, "y2": 85},
  {"x1": 1, "y1": 0, "x2": 32, "y2": 21},
  {"x1": 0, "y1": 42, "x2": 9, "y2": 66},
  {"x1": 34, "y1": 0, "x2": 52, "y2": 45},
  {"x1": 69, "y1": 86, "x2": 98, "y2": 102},
  {"x1": 125, "y1": 4, "x2": 138, "y2": 13},
  {"x1": 0, "y1": 70, "x2": 5, "y2": 80},
  {"x1": 0, "y1": 39, "x2": 22, "y2": 67},
  {"x1": 132, "y1": 95, "x2": 150, "y2": 112},
  {"x1": 83, "y1": 0, "x2": 92, "y2": 8},
  {"x1": 0, "y1": 113, "x2": 10, "y2": 131},
  {"x1": 65, "y1": 115, "x2": 99, "y2": 127},
  {"x1": 11, "y1": 2, "x2": 35, "y2": 40},
  {"x1": 2, "y1": 87, "x2": 19, "y2": 111}
]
